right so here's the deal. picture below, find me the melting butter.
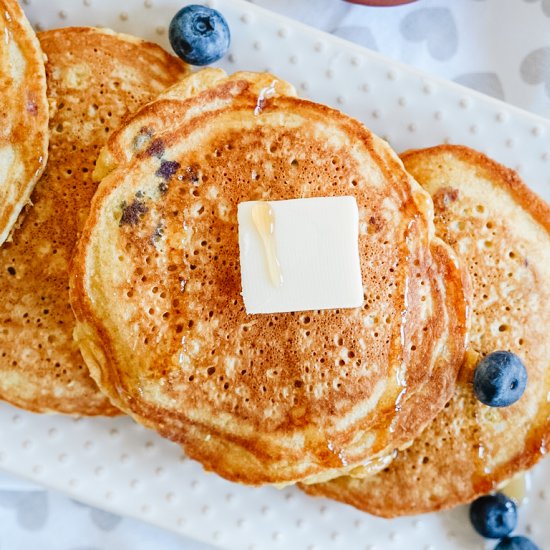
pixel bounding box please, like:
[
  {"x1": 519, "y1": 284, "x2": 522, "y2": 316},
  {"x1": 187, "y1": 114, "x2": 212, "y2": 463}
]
[{"x1": 251, "y1": 202, "x2": 283, "y2": 287}]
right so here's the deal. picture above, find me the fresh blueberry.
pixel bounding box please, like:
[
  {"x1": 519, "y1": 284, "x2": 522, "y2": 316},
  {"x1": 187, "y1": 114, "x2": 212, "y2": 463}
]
[
  {"x1": 473, "y1": 351, "x2": 527, "y2": 407},
  {"x1": 169, "y1": 5, "x2": 230, "y2": 66},
  {"x1": 494, "y1": 536, "x2": 540, "y2": 550},
  {"x1": 469, "y1": 493, "x2": 517, "y2": 539}
]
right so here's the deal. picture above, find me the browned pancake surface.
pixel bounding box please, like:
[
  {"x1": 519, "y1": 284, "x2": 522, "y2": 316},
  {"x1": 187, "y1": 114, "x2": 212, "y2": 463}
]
[
  {"x1": 304, "y1": 145, "x2": 550, "y2": 515},
  {"x1": 0, "y1": 27, "x2": 188, "y2": 414},
  {"x1": 0, "y1": 0, "x2": 48, "y2": 244},
  {"x1": 71, "y1": 73, "x2": 469, "y2": 482}
]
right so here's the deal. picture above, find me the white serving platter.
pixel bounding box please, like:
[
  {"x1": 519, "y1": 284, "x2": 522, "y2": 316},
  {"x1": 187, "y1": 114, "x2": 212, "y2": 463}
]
[{"x1": 2, "y1": 1, "x2": 549, "y2": 549}]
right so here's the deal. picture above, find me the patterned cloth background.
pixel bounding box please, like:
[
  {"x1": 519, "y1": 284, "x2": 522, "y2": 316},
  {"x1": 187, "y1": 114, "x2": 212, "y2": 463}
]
[
  {"x1": 0, "y1": 472, "x2": 211, "y2": 550},
  {"x1": 255, "y1": 0, "x2": 550, "y2": 118},
  {"x1": 2, "y1": 0, "x2": 549, "y2": 548}
]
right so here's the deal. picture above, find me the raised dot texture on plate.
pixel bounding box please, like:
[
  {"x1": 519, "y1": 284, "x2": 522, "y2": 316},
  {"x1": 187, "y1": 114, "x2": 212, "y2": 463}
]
[{"x1": 5, "y1": 1, "x2": 550, "y2": 549}]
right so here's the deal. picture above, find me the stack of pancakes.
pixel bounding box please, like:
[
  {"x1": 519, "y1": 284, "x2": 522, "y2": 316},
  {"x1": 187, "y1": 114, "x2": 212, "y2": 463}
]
[
  {"x1": 2, "y1": 0, "x2": 549, "y2": 517},
  {"x1": 71, "y1": 70, "x2": 468, "y2": 485}
]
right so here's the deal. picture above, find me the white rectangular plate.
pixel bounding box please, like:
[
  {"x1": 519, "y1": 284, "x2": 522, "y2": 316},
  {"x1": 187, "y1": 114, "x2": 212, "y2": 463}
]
[{"x1": 3, "y1": 1, "x2": 549, "y2": 549}]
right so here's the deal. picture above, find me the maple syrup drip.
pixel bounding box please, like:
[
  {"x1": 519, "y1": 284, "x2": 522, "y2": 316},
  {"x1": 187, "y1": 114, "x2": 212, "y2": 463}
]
[{"x1": 251, "y1": 202, "x2": 283, "y2": 287}]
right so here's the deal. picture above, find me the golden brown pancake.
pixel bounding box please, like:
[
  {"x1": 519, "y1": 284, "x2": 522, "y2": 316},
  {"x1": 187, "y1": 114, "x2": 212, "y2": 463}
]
[
  {"x1": 0, "y1": 27, "x2": 188, "y2": 415},
  {"x1": 93, "y1": 67, "x2": 230, "y2": 181},
  {"x1": 71, "y1": 71, "x2": 469, "y2": 483},
  {"x1": 0, "y1": 0, "x2": 48, "y2": 245},
  {"x1": 303, "y1": 145, "x2": 550, "y2": 515}
]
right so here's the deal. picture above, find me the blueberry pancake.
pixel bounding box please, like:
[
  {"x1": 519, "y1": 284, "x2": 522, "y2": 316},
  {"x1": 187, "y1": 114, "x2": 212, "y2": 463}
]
[
  {"x1": 70, "y1": 71, "x2": 469, "y2": 484},
  {"x1": 0, "y1": 0, "x2": 48, "y2": 245},
  {"x1": 304, "y1": 145, "x2": 550, "y2": 515},
  {"x1": 0, "y1": 27, "x2": 189, "y2": 414}
]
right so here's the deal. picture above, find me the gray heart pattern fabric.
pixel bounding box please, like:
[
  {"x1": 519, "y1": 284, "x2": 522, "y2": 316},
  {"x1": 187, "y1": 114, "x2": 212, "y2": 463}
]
[
  {"x1": 0, "y1": 491, "x2": 48, "y2": 531},
  {"x1": 523, "y1": 0, "x2": 550, "y2": 17},
  {"x1": 454, "y1": 72, "x2": 505, "y2": 100},
  {"x1": 1, "y1": 489, "x2": 214, "y2": 550},
  {"x1": 332, "y1": 25, "x2": 378, "y2": 51},
  {"x1": 521, "y1": 47, "x2": 550, "y2": 97},
  {"x1": 400, "y1": 8, "x2": 458, "y2": 61},
  {"x1": 72, "y1": 499, "x2": 123, "y2": 531},
  {"x1": 89, "y1": 508, "x2": 122, "y2": 531},
  {"x1": 266, "y1": 0, "x2": 550, "y2": 117}
]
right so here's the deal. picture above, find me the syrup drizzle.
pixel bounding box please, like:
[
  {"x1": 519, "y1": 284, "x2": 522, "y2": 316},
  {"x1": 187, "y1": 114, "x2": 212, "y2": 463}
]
[
  {"x1": 251, "y1": 202, "x2": 283, "y2": 287},
  {"x1": 254, "y1": 80, "x2": 278, "y2": 116},
  {"x1": 501, "y1": 472, "x2": 530, "y2": 505}
]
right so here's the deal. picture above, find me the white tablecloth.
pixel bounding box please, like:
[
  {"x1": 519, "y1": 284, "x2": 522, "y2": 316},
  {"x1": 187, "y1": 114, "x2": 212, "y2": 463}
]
[{"x1": 2, "y1": 0, "x2": 549, "y2": 548}]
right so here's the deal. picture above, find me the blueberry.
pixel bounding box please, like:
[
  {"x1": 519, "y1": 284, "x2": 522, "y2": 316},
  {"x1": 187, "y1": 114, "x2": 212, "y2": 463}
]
[
  {"x1": 473, "y1": 351, "x2": 527, "y2": 407},
  {"x1": 495, "y1": 536, "x2": 540, "y2": 550},
  {"x1": 169, "y1": 5, "x2": 230, "y2": 66},
  {"x1": 469, "y1": 493, "x2": 517, "y2": 539}
]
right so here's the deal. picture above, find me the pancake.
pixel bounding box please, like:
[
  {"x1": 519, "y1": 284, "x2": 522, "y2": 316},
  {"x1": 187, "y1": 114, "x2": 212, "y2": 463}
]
[
  {"x1": 0, "y1": 0, "x2": 48, "y2": 245},
  {"x1": 93, "y1": 67, "x2": 227, "y2": 181},
  {"x1": 303, "y1": 145, "x2": 550, "y2": 515},
  {"x1": 70, "y1": 71, "x2": 469, "y2": 484},
  {"x1": 0, "y1": 27, "x2": 189, "y2": 415}
]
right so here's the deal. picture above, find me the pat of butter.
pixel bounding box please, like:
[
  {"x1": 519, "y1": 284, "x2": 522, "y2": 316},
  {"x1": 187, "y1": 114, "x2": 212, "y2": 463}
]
[{"x1": 238, "y1": 196, "x2": 363, "y2": 314}]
